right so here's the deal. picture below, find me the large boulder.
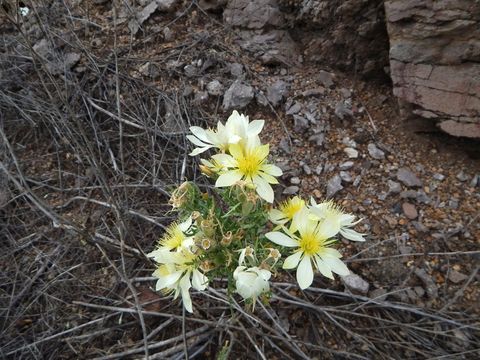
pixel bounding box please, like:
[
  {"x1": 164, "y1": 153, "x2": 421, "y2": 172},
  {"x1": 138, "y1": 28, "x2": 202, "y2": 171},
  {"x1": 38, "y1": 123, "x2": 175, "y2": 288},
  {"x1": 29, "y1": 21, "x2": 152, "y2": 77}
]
[{"x1": 385, "y1": 0, "x2": 480, "y2": 138}]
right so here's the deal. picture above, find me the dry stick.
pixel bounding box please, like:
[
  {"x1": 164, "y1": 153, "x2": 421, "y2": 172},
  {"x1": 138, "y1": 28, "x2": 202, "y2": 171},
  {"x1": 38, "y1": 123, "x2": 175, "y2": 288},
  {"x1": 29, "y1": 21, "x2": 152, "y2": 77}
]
[
  {"x1": 5, "y1": 313, "x2": 119, "y2": 355},
  {"x1": 92, "y1": 326, "x2": 210, "y2": 360},
  {"x1": 440, "y1": 265, "x2": 480, "y2": 313},
  {"x1": 345, "y1": 250, "x2": 480, "y2": 262},
  {"x1": 147, "y1": 331, "x2": 214, "y2": 360},
  {"x1": 56, "y1": 196, "x2": 167, "y2": 230}
]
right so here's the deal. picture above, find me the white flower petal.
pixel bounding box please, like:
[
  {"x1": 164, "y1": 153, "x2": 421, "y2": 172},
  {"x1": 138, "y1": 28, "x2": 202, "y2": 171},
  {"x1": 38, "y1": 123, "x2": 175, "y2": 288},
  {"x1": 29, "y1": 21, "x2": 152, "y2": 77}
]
[
  {"x1": 322, "y1": 248, "x2": 342, "y2": 258},
  {"x1": 192, "y1": 269, "x2": 208, "y2": 291},
  {"x1": 247, "y1": 120, "x2": 264, "y2": 136},
  {"x1": 265, "y1": 232, "x2": 298, "y2": 247},
  {"x1": 189, "y1": 126, "x2": 210, "y2": 143},
  {"x1": 317, "y1": 215, "x2": 341, "y2": 239},
  {"x1": 314, "y1": 256, "x2": 334, "y2": 280},
  {"x1": 186, "y1": 135, "x2": 210, "y2": 148},
  {"x1": 283, "y1": 251, "x2": 302, "y2": 269},
  {"x1": 297, "y1": 255, "x2": 314, "y2": 289},
  {"x1": 258, "y1": 171, "x2": 279, "y2": 184},
  {"x1": 269, "y1": 209, "x2": 287, "y2": 224},
  {"x1": 340, "y1": 228, "x2": 366, "y2": 242},
  {"x1": 323, "y1": 257, "x2": 349, "y2": 276},
  {"x1": 179, "y1": 274, "x2": 193, "y2": 313},
  {"x1": 260, "y1": 164, "x2": 283, "y2": 177},
  {"x1": 189, "y1": 147, "x2": 210, "y2": 156},
  {"x1": 215, "y1": 170, "x2": 243, "y2": 187},
  {"x1": 178, "y1": 216, "x2": 192, "y2": 232},
  {"x1": 212, "y1": 153, "x2": 236, "y2": 167},
  {"x1": 253, "y1": 175, "x2": 274, "y2": 203},
  {"x1": 154, "y1": 271, "x2": 183, "y2": 290},
  {"x1": 292, "y1": 207, "x2": 310, "y2": 235}
]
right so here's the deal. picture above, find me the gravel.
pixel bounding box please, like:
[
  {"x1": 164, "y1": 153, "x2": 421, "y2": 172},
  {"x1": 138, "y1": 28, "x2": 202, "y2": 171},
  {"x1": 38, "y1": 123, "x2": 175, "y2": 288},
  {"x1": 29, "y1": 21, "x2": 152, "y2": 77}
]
[{"x1": 396, "y1": 167, "x2": 423, "y2": 187}]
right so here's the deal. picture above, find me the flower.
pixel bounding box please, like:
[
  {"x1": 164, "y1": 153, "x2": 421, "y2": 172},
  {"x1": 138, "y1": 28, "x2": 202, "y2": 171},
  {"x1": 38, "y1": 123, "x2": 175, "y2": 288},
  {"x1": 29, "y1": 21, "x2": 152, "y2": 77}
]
[
  {"x1": 187, "y1": 111, "x2": 264, "y2": 156},
  {"x1": 265, "y1": 207, "x2": 349, "y2": 289},
  {"x1": 150, "y1": 249, "x2": 208, "y2": 313},
  {"x1": 233, "y1": 266, "x2": 271, "y2": 307},
  {"x1": 212, "y1": 139, "x2": 282, "y2": 203},
  {"x1": 147, "y1": 217, "x2": 193, "y2": 260},
  {"x1": 269, "y1": 196, "x2": 306, "y2": 226},
  {"x1": 237, "y1": 246, "x2": 255, "y2": 265},
  {"x1": 310, "y1": 199, "x2": 366, "y2": 242}
]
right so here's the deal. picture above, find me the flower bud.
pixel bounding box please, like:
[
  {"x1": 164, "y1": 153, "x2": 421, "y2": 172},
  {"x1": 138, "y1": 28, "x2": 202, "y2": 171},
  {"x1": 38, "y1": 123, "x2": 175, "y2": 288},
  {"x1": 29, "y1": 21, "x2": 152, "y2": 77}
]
[{"x1": 221, "y1": 231, "x2": 233, "y2": 246}]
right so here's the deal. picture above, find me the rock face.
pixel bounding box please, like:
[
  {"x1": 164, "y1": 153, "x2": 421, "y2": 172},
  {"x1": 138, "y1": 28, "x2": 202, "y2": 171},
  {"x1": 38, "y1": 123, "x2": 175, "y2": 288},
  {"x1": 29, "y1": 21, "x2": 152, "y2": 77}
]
[
  {"x1": 279, "y1": 0, "x2": 390, "y2": 78},
  {"x1": 385, "y1": 1, "x2": 480, "y2": 138}
]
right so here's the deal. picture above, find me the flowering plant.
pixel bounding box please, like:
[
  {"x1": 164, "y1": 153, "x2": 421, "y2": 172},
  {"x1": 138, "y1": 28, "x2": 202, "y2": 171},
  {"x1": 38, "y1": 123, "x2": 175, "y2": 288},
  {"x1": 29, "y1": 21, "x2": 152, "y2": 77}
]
[{"x1": 148, "y1": 111, "x2": 366, "y2": 312}]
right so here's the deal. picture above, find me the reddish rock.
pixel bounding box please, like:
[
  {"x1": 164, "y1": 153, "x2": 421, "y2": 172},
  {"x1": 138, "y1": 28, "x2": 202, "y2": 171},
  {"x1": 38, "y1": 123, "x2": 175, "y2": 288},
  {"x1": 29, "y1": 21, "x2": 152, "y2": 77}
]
[{"x1": 402, "y1": 202, "x2": 418, "y2": 220}]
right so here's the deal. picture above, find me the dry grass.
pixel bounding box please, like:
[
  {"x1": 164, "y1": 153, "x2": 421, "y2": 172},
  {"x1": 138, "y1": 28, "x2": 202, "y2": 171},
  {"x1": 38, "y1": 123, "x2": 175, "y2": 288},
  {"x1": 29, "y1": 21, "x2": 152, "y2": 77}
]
[{"x1": 1, "y1": 1, "x2": 479, "y2": 359}]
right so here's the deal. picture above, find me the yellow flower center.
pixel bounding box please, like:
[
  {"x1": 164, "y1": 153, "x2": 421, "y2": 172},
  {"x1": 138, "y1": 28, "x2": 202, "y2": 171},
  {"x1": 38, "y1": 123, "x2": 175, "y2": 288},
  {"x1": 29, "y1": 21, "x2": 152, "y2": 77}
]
[
  {"x1": 237, "y1": 152, "x2": 263, "y2": 178},
  {"x1": 161, "y1": 225, "x2": 185, "y2": 249},
  {"x1": 280, "y1": 197, "x2": 305, "y2": 219},
  {"x1": 299, "y1": 233, "x2": 323, "y2": 256}
]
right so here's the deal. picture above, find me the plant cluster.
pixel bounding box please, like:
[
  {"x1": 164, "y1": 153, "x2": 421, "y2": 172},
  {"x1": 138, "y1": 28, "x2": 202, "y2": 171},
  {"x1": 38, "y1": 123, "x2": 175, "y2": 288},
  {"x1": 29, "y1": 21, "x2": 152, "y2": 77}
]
[{"x1": 148, "y1": 111, "x2": 366, "y2": 312}]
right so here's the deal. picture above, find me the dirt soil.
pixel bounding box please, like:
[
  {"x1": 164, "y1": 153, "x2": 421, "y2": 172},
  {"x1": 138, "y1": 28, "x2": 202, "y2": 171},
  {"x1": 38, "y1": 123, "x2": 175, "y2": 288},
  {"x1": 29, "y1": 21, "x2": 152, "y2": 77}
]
[{"x1": 1, "y1": 1, "x2": 479, "y2": 359}]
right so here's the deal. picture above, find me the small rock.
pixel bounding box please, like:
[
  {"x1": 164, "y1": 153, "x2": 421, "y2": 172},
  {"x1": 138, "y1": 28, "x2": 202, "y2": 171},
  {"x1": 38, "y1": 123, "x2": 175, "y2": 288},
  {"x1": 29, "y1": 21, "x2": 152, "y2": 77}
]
[
  {"x1": 266, "y1": 80, "x2": 288, "y2": 107},
  {"x1": 302, "y1": 87, "x2": 325, "y2": 97},
  {"x1": 128, "y1": 1, "x2": 158, "y2": 35},
  {"x1": 163, "y1": 26, "x2": 173, "y2": 41},
  {"x1": 193, "y1": 91, "x2": 209, "y2": 104},
  {"x1": 309, "y1": 133, "x2": 325, "y2": 147},
  {"x1": 387, "y1": 180, "x2": 402, "y2": 194},
  {"x1": 326, "y1": 175, "x2": 343, "y2": 198},
  {"x1": 286, "y1": 102, "x2": 302, "y2": 115},
  {"x1": 339, "y1": 161, "x2": 354, "y2": 170},
  {"x1": 340, "y1": 88, "x2": 352, "y2": 99},
  {"x1": 367, "y1": 143, "x2": 385, "y2": 160},
  {"x1": 433, "y1": 173, "x2": 445, "y2": 181},
  {"x1": 397, "y1": 167, "x2": 422, "y2": 187},
  {"x1": 402, "y1": 202, "x2": 418, "y2": 219},
  {"x1": 184, "y1": 64, "x2": 197, "y2": 77},
  {"x1": 314, "y1": 165, "x2": 323, "y2": 175},
  {"x1": 344, "y1": 147, "x2": 359, "y2": 158},
  {"x1": 412, "y1": 221, "x2": 428, "y2": 232},
  {"x1": 353, "y1": 175, "x2": 362, "y2": 187},
  {"x1": 339, "y1": 171, "x2": 353, "y2": 183},
  {"x1": 279, "y1": 137, "x2": 291, "y2": 154},
  {"x1": 335, "y1": 102, "x2": 353, "y2": 119},
  {"x1": 206, "y1": 80, "x2": 224, "y2": 96},
  {"x1": 222, "y1": 80, "x2": 254, "y2": 110},
  {"x1": 414, "y1": 268, "x2": 438, "y2": 299},
  {"x1": 229, "y1": 62, "x2": 244, "y2": 78},
  {"x1": 469, "y1": 174, "x2": 479, "y2": 187},
  {"x1": 414, "y1": 286, "x2": 425, "y2": 297},
  {"x1": 341, "y1": 272, "x2": 370, "y2": 295},
  {"x1": 318, "y1": 70, "x2": 334, "y2": 88},
  {"x1": 448, "y1": 270, "x2": 469, "y2": 284},
  {"x1": 456, "y1": 171, "x2": 469, "y2": 182},
  {"x1": 303, "y1": 164, "x2": 312, "y2": 175},
  {"x1": 369, "y1": 288, "x2": 388, "y2": 301},
  {"x1": 448, "y1": 198, "x2": 459, "y2": 209},
  {"x1": 290, "y1": 177, "x2": 301, "y2": 185},
  {"x1": 157, "y1": 0, "x2": 178, "y2": 12},
  {"x1": 138, "y1": 62, "x2": 159, "y2": 78},
  {"x1": 342, "y1": 137, "x2": 357, "y2": 148},
  {"x1": 283, "y1": 186, "x2": 299, "y2": 195},
  {"x1": 293, "y1": 115, "x2": 309, "y2": 132}
]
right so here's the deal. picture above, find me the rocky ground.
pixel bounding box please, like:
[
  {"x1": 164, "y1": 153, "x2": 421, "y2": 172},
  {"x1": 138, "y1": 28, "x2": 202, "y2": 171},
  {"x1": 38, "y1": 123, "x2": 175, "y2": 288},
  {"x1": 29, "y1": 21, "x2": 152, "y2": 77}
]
[{"x1": 1, "y1": 1, "x2": 479, "y2": 359}]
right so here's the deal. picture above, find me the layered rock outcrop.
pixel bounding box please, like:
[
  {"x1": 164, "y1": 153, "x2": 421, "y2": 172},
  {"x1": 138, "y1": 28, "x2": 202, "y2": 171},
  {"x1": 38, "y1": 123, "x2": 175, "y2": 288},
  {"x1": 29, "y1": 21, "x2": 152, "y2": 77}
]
[{"x1": 384, "y1": 1, "x2": 480, "y2": 138}]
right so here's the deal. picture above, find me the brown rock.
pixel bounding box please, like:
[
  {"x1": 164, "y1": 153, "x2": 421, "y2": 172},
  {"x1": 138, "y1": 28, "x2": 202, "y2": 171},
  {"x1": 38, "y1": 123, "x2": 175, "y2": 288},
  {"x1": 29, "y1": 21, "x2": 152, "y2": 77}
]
[{"x1": 402, "y1": 202, "x2": 418, "y2": 219}]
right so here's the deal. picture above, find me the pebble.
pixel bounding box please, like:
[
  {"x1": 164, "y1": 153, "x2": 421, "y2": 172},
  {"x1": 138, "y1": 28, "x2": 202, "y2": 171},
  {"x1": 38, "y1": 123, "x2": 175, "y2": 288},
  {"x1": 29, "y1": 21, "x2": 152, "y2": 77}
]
[
  {"x1": 222, "y1": 80, "x2": 254, "y2": 110},
  {"x1": 339, "y1": 161, "x2": 354, "y2": 170},
  {"x1": 193, "y1": 91, "x2": 208, "y2": 104},
  {"x1": 302, "y1": 88, "x2": 325, "y2": 97},
  {"x1": 433, "y1": 173, "x2": 445, "y2": 181},
  {"x1": 448, "y1": 270, "x2": 469, "y2": 284},
  {"x1": 341, "y1": 272, "x2": 370, "y2": 295},
  {"x1": 387, "y1": 180, "x2": 402, "y2": 194},
  {"x1": 293, "y1": 115, "x2": 309, "y2": 132},
  {"x1": 283, "y1": 186, "x2": 299, "y2": 195},
  {"x1": 266, "y1": 80, "x2": 289, "y2": 107},
  {"x1": 318, "y1": 70, "x2": 334, "y2": 88},
  {"x1": 229, "y1": 63, "x2": 244, "y2": 78},
  {"x1": 184, "y1": 64, "x2": 197, "y2": 77},
  {"x1": 303, "y1": 164, "x2": 312, "y2": 175},
  {"x1": 314, "y1": 165, "x2": 323, "y2": 175},
  {"x1": 414, "y1": 268, "x2": 438, "y2": 299},
  {"x1": 335, "y1": 101, "x2": 353, "y2": 119},
  {"x1": 353, "y1": 175, "x2": 362, "y2": 187},
  {"x1": 402, "y1": 202, "x2": 418, "y2": 219},
  {"x1": 206, "y1": 80, "x2": 224, "y2": 96},
  {"x1": 342, "y1": 137, "x2": 357, "y2": 148},
  {"x1": 286, "y1": 102, "x2": 302, "y2": 115},
  {"x1": 470, "y1": 174, "x2": 479, "y2": 187},
  {"x1": 309, "y1": 133, "x2": 325, "y2": 147},
  {"x1": 397, "y1": 167, "x2": 423, "y2": 187},
  {"x1": 369, "y1": 288, "x2": 388, "y2": 301},
  {"x1": 279, "y1": 137, "x2": 291, "y2": 154},
  {"x1": 163, "y1": 26, "x2": 173, "y2": 41},
  {"x1": 368, "y1": 143, "x2": 385, "y2": 160},
  {"x1": 290, "y1": 177, "x2": 301, "y2": 185},
  {"x1": 326, "y1": 175, "x2": 343, "y2": 198},
  {"x1": 456, "y1": 171, "x2": 469, "y2": 182},
  {"x1": 340, "y1": 171, "x2": 353, "y2": 183},
  {"x1": 344, "y1": 147, "x2": 359, "y2": 158}
]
